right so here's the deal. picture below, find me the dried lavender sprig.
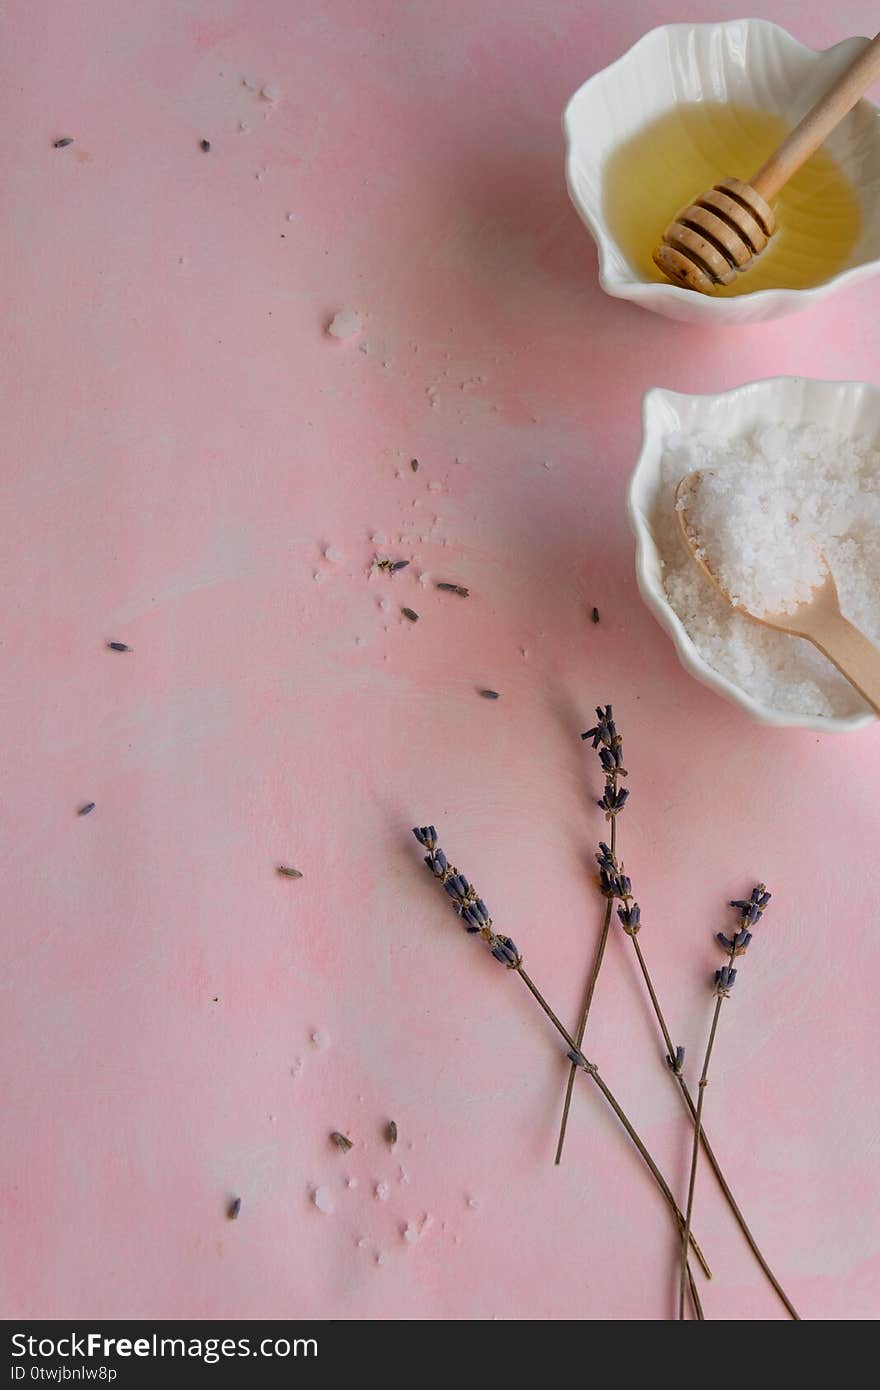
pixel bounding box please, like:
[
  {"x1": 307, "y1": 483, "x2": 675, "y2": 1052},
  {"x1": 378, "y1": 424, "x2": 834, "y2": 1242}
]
[
  {"x1": 412, "y1": 826, "x2": 711, "y2": 1294},
  {"x1": 555, "y1": 706, "x2": 627, "y2": 1165},
  {"x1": 678, "y1": 887, "x2": 771, "y2": 1320},
  {"x1": 599, "y1": 846, "x2": 799, "y2": 1319}
]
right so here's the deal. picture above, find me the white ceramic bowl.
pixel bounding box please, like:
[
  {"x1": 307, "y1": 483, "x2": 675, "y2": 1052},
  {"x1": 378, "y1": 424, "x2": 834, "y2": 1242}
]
[
  {"x1": 564, "y1": 19, "x2": 880, "y2": 324},
  {"x1": 629, "y1": 378, "x2": 879, "y2": 732}
]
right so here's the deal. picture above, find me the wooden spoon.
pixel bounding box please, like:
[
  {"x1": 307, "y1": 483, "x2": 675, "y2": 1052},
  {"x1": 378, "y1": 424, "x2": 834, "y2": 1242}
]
[
  {"x1": 675, "y1": 472, "x2": 880, "y2": 714},
  {"x1": 654, "y1": 33, "x2": 880, "y2": 293}
]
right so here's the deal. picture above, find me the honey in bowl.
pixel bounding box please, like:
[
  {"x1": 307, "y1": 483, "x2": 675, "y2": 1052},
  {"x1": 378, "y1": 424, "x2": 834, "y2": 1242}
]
[{"x1": 602, "y1": 102, "x2": 861, "y2": 295}]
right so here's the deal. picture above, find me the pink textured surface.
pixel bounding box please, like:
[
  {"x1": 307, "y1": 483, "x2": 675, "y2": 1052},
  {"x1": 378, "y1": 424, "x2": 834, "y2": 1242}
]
[{"x1": 2, "y1": 0, "x2": 880, "y2": 1321}]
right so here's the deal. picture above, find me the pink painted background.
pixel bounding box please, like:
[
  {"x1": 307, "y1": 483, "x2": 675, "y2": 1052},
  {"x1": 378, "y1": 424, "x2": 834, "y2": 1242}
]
[{"x1": 2, "y1": 0, "x2": 879, "y2": 1321}]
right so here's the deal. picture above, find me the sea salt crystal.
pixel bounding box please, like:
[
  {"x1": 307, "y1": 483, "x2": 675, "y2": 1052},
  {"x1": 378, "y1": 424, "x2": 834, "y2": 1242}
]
[
  {"x1": 310, "y1": 1029, "x2": 329, "y2": 1049},
  {"x1": 312, "y1": 1187, "x2": 334, "y2": 1214},
  {"x1": 261, "y1": 83, "x2": 281, "y2": 102},
  {"x1": 323, "y1": 546, "x2": 343, "y2": 563},
  {"x1": 327, "y1": 310, "x2": 362, "y2": 340},
  {"x1": 656, "y1": 422, "x2": 880, "y2": 719},
  {"x1": 375, "y1": 1182, "x2": 389, "y2": 1201}
]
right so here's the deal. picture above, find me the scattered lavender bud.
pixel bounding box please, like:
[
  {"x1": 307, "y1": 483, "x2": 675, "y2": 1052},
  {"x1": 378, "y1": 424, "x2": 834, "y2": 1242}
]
[
  {"x1": 617, "y1": 901, "x2": 641, "y2": 935},
  {"x1": 200, "y1": 139, "x2": 211, "y2": 152},
  {"x1": 78, "y1": 803, "x2": 96, "y2": 816},
  {"x1": 401, "y1": 607, "x2": 419, "y2": 622},
  {"x1": 666, "y1": 1045, "x2": 686, "y2": 1075},
  {"x1": 436, "y1": 582, "x2": 469, "y2": 596},
  {"x1": 411, "y1": 458, "x2": 419, "y2": 472},
  {"x1": 53, "y1": 137, "x2": 74, "y2": 148},
  {"x1": 479, "y1": 689, "x2": 499, "y2": 700},
  {"x1": 714, "y1": 965, "x2": 738, "y2": 996},
  {"x1": 228, "y1": 1197, "x2": 241, "y2": 1220},
  {"x1": 330, "y1": 1131, "x2": 353, "y2": 1153},
  {"x1": 386, "y1": 1120, "x2": 398, "y2": 1147},
  {"x1": 107, "y1": 641, "x2": 131, "y2": 652},
  {"x1": 277, "y1": 865, "x2": 303, "y2": 879},
  {"x1": 592, "y1": 607, "x2": 600, "y2": 624}
]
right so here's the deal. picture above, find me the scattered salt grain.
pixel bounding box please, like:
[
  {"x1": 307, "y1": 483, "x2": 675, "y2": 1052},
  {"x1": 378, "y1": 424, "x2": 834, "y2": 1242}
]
[
  {"x1": 261, "y1": 83, "x2": 281, "y2": 102},
  {"x1": 656, "y1": 422, "x2": 880, "y2": 718},
  {"x1": 374, "y1": 1182, "x2": 389, "y2": 1201},
  {"x1": 327, "y1": 309, "x2": 362, "y2": 340},
  {"x1": 375, "y1": 1252, "x2": 386, "y2": 1266},
  {"x1": 286, "y1": 211, "x2": 296, "y2": 222},
  {"x1": 466, "y1": 1196, "x2": 481, "y2": 1210},
  {"x1": 371, "y1": 531, "x2": 387, "y2": 545},
  {"x1": 402, "y1": 1222, "x2": 419, "y2": 1244},
  {"x1": 323, "y1": 546, "x2": 344, "y2": 563},
  {"x1": 312, "y1": 1186, "x2": 334, "y2": 1214},
  {"x1": 310, "y1": 1030, "x2": 329, "y2": 1050},
  {"x1": 346, "y1": 1177, "x2": 358, "y2": 1189}
]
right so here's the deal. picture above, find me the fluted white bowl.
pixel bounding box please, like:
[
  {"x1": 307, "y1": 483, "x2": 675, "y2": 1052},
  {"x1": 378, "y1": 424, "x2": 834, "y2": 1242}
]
[
  {"x1": 564, "y1": 20, "x2": 880, "y2": 324},
  {"x1": 629, "y1": 378, "x2": 880, "y2": 732}
]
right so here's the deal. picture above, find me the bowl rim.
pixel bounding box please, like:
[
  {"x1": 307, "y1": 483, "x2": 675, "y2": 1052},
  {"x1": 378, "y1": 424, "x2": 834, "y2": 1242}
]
[
  {"x1": 627, "y1": 376, "x2": 880, "y2": 733},
  {"x1": 563, "y1": 17, "x2": 880, "y2": 313}
]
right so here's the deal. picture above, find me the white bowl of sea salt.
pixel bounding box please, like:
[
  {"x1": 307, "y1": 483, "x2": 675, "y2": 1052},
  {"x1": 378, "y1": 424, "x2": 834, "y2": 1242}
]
[{"x1": 629, "y1": 378, "x2": 880, "y2": 730}]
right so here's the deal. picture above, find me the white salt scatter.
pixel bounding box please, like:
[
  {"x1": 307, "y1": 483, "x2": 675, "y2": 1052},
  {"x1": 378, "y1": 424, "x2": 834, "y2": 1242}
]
[
  {"x1": 327, "y1": 309, "x2": 363, "y2": 340},
  {"x1": 375, "y1": 1252, "x2": 386, "y2": 1266},
  {"x1": 312, "y1": 571, "x2": 323, "y2": 583},
  {"x1": 323, "y1": 546, "x2": 343, "y2": 563},
  {"x1": 310, "y1": 1029, "x2": 329, "y2": 1050},
  {"x1": 374, "y1": 1182, "x2": 389, "y2": 1201},
  {"x1": 255, "y1": 170, "x2": 265, "y2": 181},
  {"x1": 402, "y1": 1222, "x2": 419, "y2": 1244},
  {"x1": 356, "y1": 1237, "x2": 368, "y2": 1249},
  {"x1": 286, "y1": 211, "x2": 296, "y2": 222},
  {"x1": 346, "y1": 1177, "x2": 358, "y2": 1189},
  {"x1": 354, "y1": 636, "x2": 365, "y2": 647},
  {"x1": 269, "y1": 1114, "x2": 276, "y2": 1124},
  {"x1": 466, "y1": 1197, "x2": 480, "y2": 1211},
  {"x1": 656, "y1": 422, "x2": 880, "y2": 718},
  {"x1": 312, "y1": 1187, "x2": 334, "y2": 1214},
  {"x1": 418, "y1": 572, "x2": 430, "y2": 587},
  {"x1": 427, "y1": 480, "x2": 442, "y2": 492},
  {"x1": 291, "y1": 1058, "x2": 304, "y2": 1079},
  {"x1": 395, "y1": 469, "x2": 404, "y2": 479},
  {"x1": 371, "y1": 531, "x2": 387, "y2": 545},
  {"x1": 377, "y1": 597, "x2": 390, "y2": 612},
  {"x1": 520, "y1": 647, "x2": 529, "y2": 658},
  {"x1": 397, "y1": 1164, "x2": 410, "y2": 1185},
  {"x1": 241, "y1": 76, "x2": 258, "y2": 91},
  {"x1": 238, "y1": 121, "x2": 250, "y2": 134},
  {"x1": 261, "y1": 83, "x2": 281, "y2": 102}
]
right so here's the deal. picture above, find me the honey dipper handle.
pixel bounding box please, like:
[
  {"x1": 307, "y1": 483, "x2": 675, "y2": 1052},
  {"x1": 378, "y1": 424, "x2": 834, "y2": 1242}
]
[
  {"x1": 805, "y1": 610, "x2": 880, "y2": 716},
  {"x1": 750, "y1": 32, "x2": 880, "y2": 202}
]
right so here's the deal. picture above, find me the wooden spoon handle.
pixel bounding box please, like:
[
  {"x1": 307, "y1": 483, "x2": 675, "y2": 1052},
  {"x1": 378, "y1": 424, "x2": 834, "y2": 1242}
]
[
  {"x1": 805, "y1": 611, "x2": 880, "y2": 715},
  {"x1": 751, "y1": 33, "x2": 880, "y2": 202}
]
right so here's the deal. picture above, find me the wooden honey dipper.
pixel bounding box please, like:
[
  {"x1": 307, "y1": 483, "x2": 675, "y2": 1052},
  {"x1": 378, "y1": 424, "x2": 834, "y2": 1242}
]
[{"x1": 653, "y1": 33, "x2": 880, "y2": 293}]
